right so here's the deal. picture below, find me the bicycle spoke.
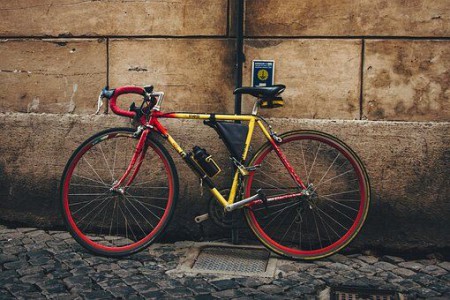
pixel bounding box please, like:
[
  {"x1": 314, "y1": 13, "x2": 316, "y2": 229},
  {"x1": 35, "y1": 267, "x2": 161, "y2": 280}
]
[
  {"x1": 69, "y1": 197, "x2": 110, "y2": 206},
  {"x1": 304, "y1": 206, "x2": 312, "y2": 250},
  {"x1": 261, "y1": 201, "x2": 300, "y2": 229},
  {"x1": 318, "y1": 194, "x2": 359, "y2": 212},
  {"x1": 128, "y1": 183, "x2": 169, "y2": 189},
  {"x1": 307, "y1": 143, "x2": 321, "y2": 184},
  {"x1": 252, "y1": 199, "x2": 297, "y2": 212},
  {"x1": 108, "y1": 201, "x2": 117, "y2": 240},
  {"x1": 117, "y1": 201, "x2": 138, "y2": 243},
  {"x1": 314, "y1": 152, "x2": 340, "y2": 189},
  {"x1": 262, "y1": 155, "x2": 298, "y2": 183},
  {"x1": 82, "y1": 157, "x2": 109, "y2": 186},
  {"x1": 313, "y1": 169, "x2": 355, "y2": 191},
  {"x1": 121, "y1": 198, "x2": 148, "y2": 236},
  {"x1": 313, "y1": 204, "x2": 349, "y2": 231},
  {"x1": 123, "y1": 195, "x2": 167, "y2": 200},
  {"x1": 326, "y1": 203, "x2": 355, "y2": 222},
  {"x1": 252, "y1": 178, "x2": 292, "y2": 194},
  {"x1": 81, "y1": 198, "x2": 111, "y2": 233},
  {"x1": 320, "y1": 189, "x2": 359, "y2": 198},
  {"x1": 69, "y1": 193, "x2": 109, "y2": 196},
  {"x1": 311, "y1": 203, "x2": 341, "y2": 239},
  {"x1": 280, "y1": 209, "x2": 299, "y2": 242},
  {"x1": 70, "y1": 183, "x2": 109, "y2": 188},
  {"x1": 73, "y1": 174, "x2": 109, "y2": 187},
  {"x1": 311, "y1": 207, "x2": 323, "y2": 250},
  {"x1": 71, "y1": 192, "x2": 110, "y2": 214},
  {"x1": 125, "y1": 193, "x2": 166, "y2": 211},
  {"x1": 297, "y1": 213, "x2": 303, "y2": 248},
  {"x1": 313, "y1": 207, "x2": 333, "y2": 244},
  {"x1": 123, "y1": 194, "x2": 157, "y2": 228},
  {"x1": 75, "y1": 196, "x2": 111, "y2": 224},
  {"x1": 112, "y1": 138, "x2": 119, "y2": 180},
  {"x1": 98, "y1": 143, "x2": 115, "y2": 181}
]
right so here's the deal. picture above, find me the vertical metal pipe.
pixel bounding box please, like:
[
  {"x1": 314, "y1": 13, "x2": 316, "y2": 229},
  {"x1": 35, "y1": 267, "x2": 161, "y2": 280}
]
[
  {"x1": 234, "y1": 0, "x2": 244, "y2": 115},
  {"x1": 232, "y1": 0, "x2": 245, "y2": 245}
]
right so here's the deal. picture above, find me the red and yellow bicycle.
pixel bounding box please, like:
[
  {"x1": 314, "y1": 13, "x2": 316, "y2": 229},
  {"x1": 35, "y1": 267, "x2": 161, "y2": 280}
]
[{"x1": 60, "y1": 84, "x2": 370, "y2": 260}]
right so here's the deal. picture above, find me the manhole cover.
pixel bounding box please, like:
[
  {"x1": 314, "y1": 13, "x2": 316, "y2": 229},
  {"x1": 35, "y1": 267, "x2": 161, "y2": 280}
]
[
  {"x1": 172, "y1": 242, "x2": 278, "y2": 277},
  {"x1": 193, "y1": 246, "x2": 269, "y2": 273},
  {"x1": 331, "y1": 287, "x2": 401, "y2": 300}
]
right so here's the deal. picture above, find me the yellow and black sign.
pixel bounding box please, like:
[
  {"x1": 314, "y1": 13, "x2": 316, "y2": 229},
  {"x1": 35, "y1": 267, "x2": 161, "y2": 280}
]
[{"x1": 252, "y1": 60, "x2": 275, "y2": 87}]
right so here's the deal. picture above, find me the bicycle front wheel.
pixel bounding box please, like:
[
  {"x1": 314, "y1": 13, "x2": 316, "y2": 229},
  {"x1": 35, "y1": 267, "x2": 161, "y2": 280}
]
[
  {"x1": 60, "y1": 128, "x2": 178, "y2": 257},
  {"x1": 244, "y1": 130, "x2": 370, "y2": 260}
]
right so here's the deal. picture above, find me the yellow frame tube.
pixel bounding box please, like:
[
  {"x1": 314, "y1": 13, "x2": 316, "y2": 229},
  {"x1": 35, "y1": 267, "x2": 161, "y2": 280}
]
[
  {"x1": 159, "y1": 113, "x2": 274, "y2": 208},
  {"x1": 169, "y1": 113, "x2": 256, "y2": 122}
]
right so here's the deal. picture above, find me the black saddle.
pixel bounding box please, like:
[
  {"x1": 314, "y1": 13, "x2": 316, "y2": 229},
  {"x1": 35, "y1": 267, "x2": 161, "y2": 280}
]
[{"x1": 233, "y1": 84, "x2": 286, "y2": 98}]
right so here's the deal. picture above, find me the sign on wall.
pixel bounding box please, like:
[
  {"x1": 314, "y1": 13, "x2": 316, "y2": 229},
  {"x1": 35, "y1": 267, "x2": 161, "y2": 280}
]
[{"x1": 252, "y1": 60, "x2": 275, "y2": 87}]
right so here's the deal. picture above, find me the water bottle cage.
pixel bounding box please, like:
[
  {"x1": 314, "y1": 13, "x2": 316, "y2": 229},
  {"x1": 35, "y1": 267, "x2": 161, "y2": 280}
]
[{"x1": 192, "y1": 146, "x2": 222, "y2": 178}]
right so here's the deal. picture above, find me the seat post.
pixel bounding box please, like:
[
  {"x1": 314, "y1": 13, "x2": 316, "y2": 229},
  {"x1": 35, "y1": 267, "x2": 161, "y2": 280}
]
[{"x1": 252, "y1": 100, "x2": 260, "y2": 115}]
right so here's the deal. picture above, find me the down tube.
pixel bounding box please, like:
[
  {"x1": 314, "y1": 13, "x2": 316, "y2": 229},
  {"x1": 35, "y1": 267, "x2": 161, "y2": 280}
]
[
  {"x1": 256, "y1": 120, "x2": 307, "y2": 190},
  {"x1": 164, "y1": 132, "x2": 229, "y2": 208}
]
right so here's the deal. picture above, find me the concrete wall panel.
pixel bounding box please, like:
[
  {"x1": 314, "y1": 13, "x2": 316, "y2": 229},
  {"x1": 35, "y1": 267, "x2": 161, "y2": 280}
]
[
  {"x1": 0, "y1": 39, "x2": 106, "y2": 114},
  {"x1": 0, "y1": 0, "x2": 228, "y2": 37},
  {"x1": 246, "y1": 0, "x2": 450, "y2": 37},
  {"x1": 109, "y1": 39, "x2": 235, "y2": 114},
  {"x1": 0, "y1": 114, "x2": 448, "y2": 251},
  {"x1": 243, "y1": 39, "x2": 361, "y2": 119},
  {"x1": 364, "y1": 40, "x2": 450, "y2": 121}
]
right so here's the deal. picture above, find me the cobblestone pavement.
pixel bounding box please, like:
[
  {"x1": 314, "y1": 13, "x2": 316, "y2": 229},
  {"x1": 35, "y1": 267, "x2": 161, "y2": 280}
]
[{"x1": 0, "y1": 225, "x2": 449, "y2": 299}]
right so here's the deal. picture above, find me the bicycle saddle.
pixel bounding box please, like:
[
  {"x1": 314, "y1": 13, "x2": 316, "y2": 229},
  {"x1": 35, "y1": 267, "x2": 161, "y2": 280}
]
[{"x1": 233, "y1": 84, "x2": 286, "y2": 98}]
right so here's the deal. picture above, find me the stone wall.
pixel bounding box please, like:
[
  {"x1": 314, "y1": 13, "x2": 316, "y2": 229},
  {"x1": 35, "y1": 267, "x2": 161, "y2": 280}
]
[{"x1": 0, "y1": 0, "x2": 449, "y2": 253}]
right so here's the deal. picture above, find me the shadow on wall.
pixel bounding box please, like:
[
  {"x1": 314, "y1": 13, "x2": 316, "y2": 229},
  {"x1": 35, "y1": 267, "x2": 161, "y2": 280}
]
[{"x1": 0, "y1": 161, "x2": 63, "y2": 228}]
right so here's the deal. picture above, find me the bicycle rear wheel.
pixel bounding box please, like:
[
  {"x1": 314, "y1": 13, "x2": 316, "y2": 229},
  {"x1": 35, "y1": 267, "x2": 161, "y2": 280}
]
[
  {"x1": 60, "y1": 128, "x2": 178, "y2": 257},
  {"x1": 244, "y1": 130, "x2": 370, "y2": 260}
]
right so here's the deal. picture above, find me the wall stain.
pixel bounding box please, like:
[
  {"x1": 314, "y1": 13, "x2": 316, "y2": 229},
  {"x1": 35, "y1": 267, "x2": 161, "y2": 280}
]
[
  {"x1": 246, "y1": 39, "x2": 283, "y2": 49},
  {"x1": 128, "y1": 66, "x2": 148, "y2": 72}
]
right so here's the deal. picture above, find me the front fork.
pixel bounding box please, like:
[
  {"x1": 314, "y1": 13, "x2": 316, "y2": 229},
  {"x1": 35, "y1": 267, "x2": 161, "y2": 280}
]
[{"x1": 110, "y1": 126, "x2": 150, "y2": 193}]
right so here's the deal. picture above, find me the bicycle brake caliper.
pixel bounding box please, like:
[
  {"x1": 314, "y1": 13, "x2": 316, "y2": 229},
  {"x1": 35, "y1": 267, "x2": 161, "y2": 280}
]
[
  {"x1": 267, "y1": 125, "x2": 282, "y2": 143},
  {"x1": 133, "y1": 125, "x2": 145, "y2": 138},
  {"x1": 231, "y1": 157, "x2": 260, "y2": 176},
  {"x1": 271, "y1": 132, "x2": 282, "y2": 143}
]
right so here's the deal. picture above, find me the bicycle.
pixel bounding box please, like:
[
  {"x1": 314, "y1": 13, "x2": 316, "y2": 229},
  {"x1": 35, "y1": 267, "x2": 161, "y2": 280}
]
[{"x1": 60, "y1": 84, "x2": 370, "y2": 260}]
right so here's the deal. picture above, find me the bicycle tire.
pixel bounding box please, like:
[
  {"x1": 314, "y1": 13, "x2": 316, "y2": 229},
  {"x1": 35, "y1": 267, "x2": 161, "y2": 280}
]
[
  {"x1": 244, "y1": 130, "x2": 370, "y2": 260},
  {"x1": 60, "y1": 128, "x2": 179, "y2": 257}
]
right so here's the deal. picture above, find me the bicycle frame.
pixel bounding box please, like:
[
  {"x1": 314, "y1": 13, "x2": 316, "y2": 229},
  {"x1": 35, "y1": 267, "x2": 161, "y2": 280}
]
[
  {"x1": 63, "y1": 85, "x2": 370, "y2": 259},
  {"x1": 107, "y1": 86, "x2": 308, "y2": 210}
]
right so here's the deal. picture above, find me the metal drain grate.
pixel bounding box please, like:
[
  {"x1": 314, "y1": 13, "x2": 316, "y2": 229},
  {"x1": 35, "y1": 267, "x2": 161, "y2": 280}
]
[
  {"x1": 192, "y1": 246, "x2": 270, "y2": 273},
  {"x1": 331, "y1": 287, "x2": 400, "y2": 300}
]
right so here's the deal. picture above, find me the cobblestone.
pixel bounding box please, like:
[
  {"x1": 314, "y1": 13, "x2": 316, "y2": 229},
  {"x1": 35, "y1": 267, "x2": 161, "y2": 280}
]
[
  {"x1": 422, "y1": 265, "x2": 448, "y2": 276},
  {"x1": 398, "y1": 261, "x2": 425, "y2": 271},
  {"x1": 358, "y1": 255, "x2": 379, "y2": 264},
  {"x1": 439, "y1": 261, "x2": 450, "y2": 271},
  {"x1": 392, "y1": 267, "x2": 416, "y2": 277},
  {"x1": 0, "y1": 226, "x2": 449, "y2": 299}
]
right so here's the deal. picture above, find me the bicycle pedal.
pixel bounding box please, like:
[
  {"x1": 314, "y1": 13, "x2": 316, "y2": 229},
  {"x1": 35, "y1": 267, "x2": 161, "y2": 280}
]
[{"x1": 194, "y1": 213, "x2": 209, "y2": 223}]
